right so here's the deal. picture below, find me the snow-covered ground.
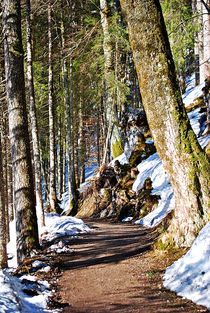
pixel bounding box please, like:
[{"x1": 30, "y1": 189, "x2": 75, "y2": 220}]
[
  {"x1": 41, "y1": 213, "x2": 91, "y2": 242},
  {"x1": 133, "y1": 153, "x2": 174, "y2": 227},
  {"x1": 183, "y1": 76, "x2": 205, "y2": 108},
  {"x1": 131, "y1": 81, "x2": 210, "y2": 228},
  {"x1": 60, "y1": 164, "x2": 97, "y2": 213},
  {"x1": 164, "y1": 223, "x2": 210, "y2": 309},
  {"x1": 1, "y1": 213, "x2": 90, "y2": 313}
]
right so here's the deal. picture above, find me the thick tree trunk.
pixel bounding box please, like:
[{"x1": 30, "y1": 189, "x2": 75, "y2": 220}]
[
  {"x1": 48, "y1": 1, "x2": 57, "y2": 211},
  {"x1": 3, "y1": 0, "x2": 39, "y2": 262},
  {"x1": 120, "y1": 0, "x2": 210, "y2": 247},
  {"x1": 26, "y1": 0, "x2": 45, "y2": 229},
  {"x1": 100, "y1": 0, "x2": 124, "y2": 161}
]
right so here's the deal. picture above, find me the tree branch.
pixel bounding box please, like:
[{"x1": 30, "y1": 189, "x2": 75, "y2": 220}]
[{"x1": 200, "y1": 0, "x2": 210, "y2": 14}]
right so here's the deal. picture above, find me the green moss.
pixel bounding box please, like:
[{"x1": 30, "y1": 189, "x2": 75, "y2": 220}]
[
  {"x1": 185, "y1": 97, "x2": 204, "y2": 113},
  {"x1": 155, "y1": 235, "x2": 175, "y2": 251},
  {"x1": 111, "y1": 138, "x2": 124, "y2": 159},
  {"x1": 145, "y1": 270, "x2": 156, "y2": 278},
  {"x1": 10, "y1": 41, "x2": 23, "y2": 58}
]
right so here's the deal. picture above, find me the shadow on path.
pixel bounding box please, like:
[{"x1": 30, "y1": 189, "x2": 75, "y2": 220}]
[
  {"x1": 53, "y1": 220, "x2": 157, "y2": 270},
  {"x1": 55, "y1": 220, "x2": 209, "y2": 313}
]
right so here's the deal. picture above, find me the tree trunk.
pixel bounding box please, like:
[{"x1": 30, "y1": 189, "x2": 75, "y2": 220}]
[
  {"x1": 120, "y1": 0, "x2": 210, "y2": 247},
  {"x1": 60, "y1": 7, "x2": 78, "y2": 214},
  {"x1": 26, "y1": 0, "x2": 45, "y2": 229},
  {"x1": 66, "y1": 59, "x2": 78, "y2": 215},
  {"x1": 100, "y1": 0, "x2": 124, "y2": 161},
  {"x1": 78, "y1": 100, "x2": 86, "y2": 184},
  {"x1": 3, "y1": 0, "x2": 39, "y2": 263},
  {"x1": 1, "y1": 112, "x2": 9, "y2": 242},
  {"x1": 0, "y1": 131, "x2": 7, "y2": 268},
  {"x1": 192, "y1": 0, "x2": 200, "y2": 85},
  {"x1": 97, "y1": 102, "x2": 101, "y2": 166},
  {"x1": 57, "y1": 117, "x2": 63, "y2": 199},
  {"x1": 202, "y1": 0, "x2": 210, "y2": 80},
  {"x1": 48, "y1": 0, "x2": 57, "y2": 211}
]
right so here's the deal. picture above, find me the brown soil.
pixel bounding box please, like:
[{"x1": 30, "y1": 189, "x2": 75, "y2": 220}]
[{"x1": 55, "y1": 220, "x2": 209, "y2": 313}]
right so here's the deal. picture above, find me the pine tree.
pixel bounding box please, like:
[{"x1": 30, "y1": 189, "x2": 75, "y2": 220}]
[
  {"x1": 26, "y1": 0, "x2": 45, "y2": 229},
  {"x1": 3, "y1": 0, "x2": 39, "y2": 263}
]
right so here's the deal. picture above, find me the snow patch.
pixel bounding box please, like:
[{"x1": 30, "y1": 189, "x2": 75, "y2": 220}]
[
  {"x1": 133, "y1": 153, "x2": 174, "y2": 227},
  {"x1": 164, "y1": 222, "x2": 210, "y2": 309},
  {"x1": 183, "y1": 81, "x2": 205, "y2": 108},
  {"x1": 40, "y1": 213, "x2": 91, "y2": 242}
]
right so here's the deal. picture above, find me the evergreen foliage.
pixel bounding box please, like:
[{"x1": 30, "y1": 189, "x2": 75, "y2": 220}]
[{"x1": 161, "y1": 0, "x2": 199, "y2": 79}]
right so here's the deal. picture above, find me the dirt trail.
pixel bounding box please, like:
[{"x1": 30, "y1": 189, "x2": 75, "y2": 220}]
[{"x1": 56, "y1": 220, "x2": 209, "y2": 313}]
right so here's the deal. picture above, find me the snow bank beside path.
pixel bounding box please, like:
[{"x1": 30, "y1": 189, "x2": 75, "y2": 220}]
[
  {"x1": 3, "y1": 213, "x2": 90, "y2": 312},
  {"x1": 0, "y1": 271, "x2": 21, "y2": 312},
  {"x1": 41, "y1": 213, "x2": 91, "y2": 242},
  {"x1": 164, "y1": 222, "x2": 210, "y2": 309},
  {"x1": 0, "y1": 269, "x2": 55, "y2": 313},
  {"x1": 132, "y1": 153, "x2": 174, "y2": 227}
]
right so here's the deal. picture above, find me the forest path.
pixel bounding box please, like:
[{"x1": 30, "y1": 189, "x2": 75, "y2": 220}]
[{"x1": 55, "y1": 220, "x2": 209, "y2": 313}]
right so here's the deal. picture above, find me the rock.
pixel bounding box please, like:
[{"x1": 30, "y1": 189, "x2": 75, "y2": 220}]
[{"x1": 100, "y1": 208, "x2": 108, "y2": 218}]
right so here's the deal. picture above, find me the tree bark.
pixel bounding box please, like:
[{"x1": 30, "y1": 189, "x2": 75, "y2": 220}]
[
  {"x1": 48, "y1": 0, "x2": 57, "y2": 211},
  {"x1": 78, "y1": 99, "x2": 86, "y2": 184},
  {"x1": 0, "y1": 131, "x2": 7, "y2": 268},
  {"x1": 57, "y1": 117, "x2": 64, "y2": 199},
  {"x1": 60, "y1": 6, "x2": 78, "y2": 214},
  {"x1": 66, "y1": 59, "x2": 78, "y2": 215},
  {"x1": 120, "y1": 0, "x2": 210, "y2": 247},
  {"x1": 3, "y1": 0, "x2": 39, "y2": 262},
  {"x1": 100, "y1": 0, "x2": 124, "y2": 161},
  {"x1": 202, "y1": 0, "x2": 210, "y2": 80},
  {"x1": 26, "y1": 0, "x2": 45, "y2": 229}
]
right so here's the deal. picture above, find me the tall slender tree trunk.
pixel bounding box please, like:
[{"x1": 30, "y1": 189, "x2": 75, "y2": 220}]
[
  {"x1": 48, "y1": 0, "x2": 57, "y2": 211},
  {"x1": 60, "y1": 6, "x2": 77, "y2": 214},
  {"x1": 3, "y1": 0, "x2": 39, "y2": 263},
  {"x1": 202, "y1": 0, "x2": 210, "y2": 80},
  {"x1": 198, "y1": 0, "x2": 205, "y2": 83},
  {"x1": 100, "y1": 0, "x2": 124, "y2": 161},
  {"x1": 96, "y1": 102, "x2": 101, "y2": 166},
  {"x1": 1, "y1": 112, "x2": 9, "y2": 241},
  {"x1": 66, "y1": 59, "x2": 78, "y2": 215},
  {"x1": 26, "y1": 0, "x2": 45, "y2": 229},
  {"x1": 78, "y1": 99, "x2": 86, "y2": 184},
  {"x1": 0, "y1": 131, "x2": 7, "y2": 268},
  {"x1": 7, "y1": 147, "x2": 14, "y2": 222},
  {"x1": 192, "y1": 0, "x2": 200, "y2": 85},
  {"x1": 57, "y1": 117, "x2": 63, "y2": 199},
  {"x1": 120, "y1": 0, "x2": 210, "y2": 247}
]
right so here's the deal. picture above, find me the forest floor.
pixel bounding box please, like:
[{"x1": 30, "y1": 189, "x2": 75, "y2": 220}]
[{"x1": 48, "y1": 220, "x2": 210, "y2": 313}]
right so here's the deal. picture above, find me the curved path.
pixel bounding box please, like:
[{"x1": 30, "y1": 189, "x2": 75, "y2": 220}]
[{"x1": 56, "y1": 220, "x2": 209, "y2": 313}]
